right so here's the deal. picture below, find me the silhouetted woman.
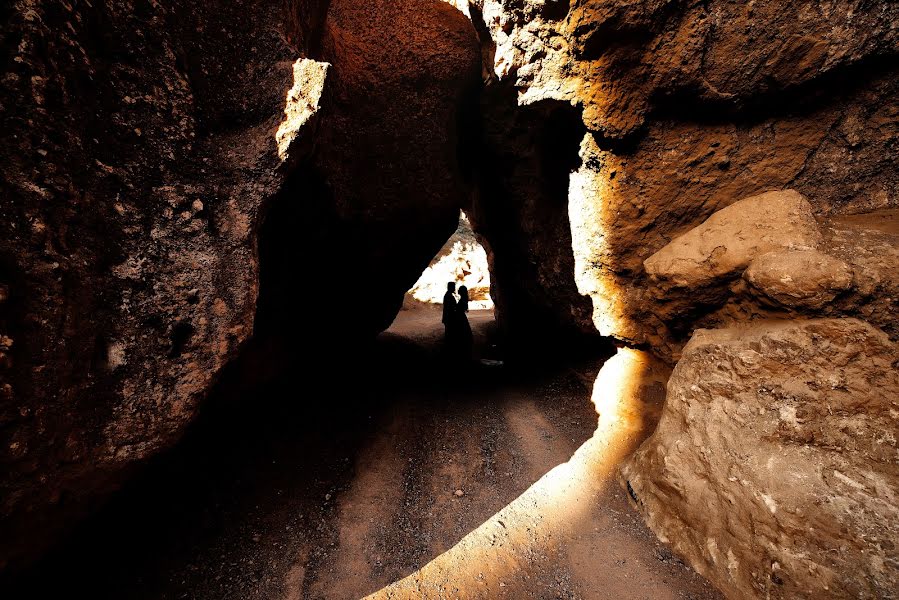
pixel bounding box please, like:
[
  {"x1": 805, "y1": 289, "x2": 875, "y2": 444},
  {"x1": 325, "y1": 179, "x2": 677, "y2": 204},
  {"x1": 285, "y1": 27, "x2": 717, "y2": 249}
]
[{"x1": 456, "y1": 285, "x2": 473, "y2": 361}]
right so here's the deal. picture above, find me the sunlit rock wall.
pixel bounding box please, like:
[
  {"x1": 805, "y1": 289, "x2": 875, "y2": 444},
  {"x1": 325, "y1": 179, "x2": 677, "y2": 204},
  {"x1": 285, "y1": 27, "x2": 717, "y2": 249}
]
[
  {"x1": 456, "y1": 1, "x2": 899, "y2": 598},
  {"x1": 623, "y1": 319, "x2": 899, "y2": 599},
  {"x1": 464, "y1": 0, "x2": 898, "y2": 354}
]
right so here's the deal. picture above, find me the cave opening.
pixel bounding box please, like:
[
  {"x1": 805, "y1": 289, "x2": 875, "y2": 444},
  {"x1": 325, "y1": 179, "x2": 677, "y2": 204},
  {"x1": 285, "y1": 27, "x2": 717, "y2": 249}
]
[{"x1": 3, "y1": 70, "x2": 631, "y2": 600}]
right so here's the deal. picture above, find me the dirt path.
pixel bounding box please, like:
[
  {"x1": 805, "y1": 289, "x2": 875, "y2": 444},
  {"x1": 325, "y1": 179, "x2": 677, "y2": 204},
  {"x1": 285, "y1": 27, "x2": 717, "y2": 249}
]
[{"x1": 5, "y1": 306, "x2": 720, "y2": 600}]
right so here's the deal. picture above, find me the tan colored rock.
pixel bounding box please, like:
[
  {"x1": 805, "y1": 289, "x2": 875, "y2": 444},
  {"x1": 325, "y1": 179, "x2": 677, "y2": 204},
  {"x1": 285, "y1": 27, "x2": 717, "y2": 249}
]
[
  {"x1": 622, "y1": 318, "x2": 899, "y2": 599},
  {"x1": 464, "y1": 1, "x2": 899, "y2": 355},
  {"x1": 644, "y1": 190, "x2": 822, "y2": 289},
  {"x1": 472, "y1": 0, "x2": 898, "y2": 138},
  {"x1": 744, "y1": 249, "x2": 853, "y2": 309}
]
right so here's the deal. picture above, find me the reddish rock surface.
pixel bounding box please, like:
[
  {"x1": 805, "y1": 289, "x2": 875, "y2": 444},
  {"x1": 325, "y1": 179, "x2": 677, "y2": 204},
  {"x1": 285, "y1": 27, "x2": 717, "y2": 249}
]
[{"x1": 0, "y1": 0, "x2": 478, "y2": 570}]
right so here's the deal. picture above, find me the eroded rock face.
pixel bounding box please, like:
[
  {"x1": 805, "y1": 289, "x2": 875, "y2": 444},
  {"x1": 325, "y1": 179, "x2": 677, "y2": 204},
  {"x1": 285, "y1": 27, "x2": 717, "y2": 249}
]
[
  {"x1": 463, "y1": 0, "x2": 898, "y2": 354},
  {"x1": 621, "y1": 319, "x2": 899, "y2": 599},
  {"x1": 472, "y1": 0, "x2": 899, "y2": 139},
  {"x1": 638, "y1": 191, "x2": 899, "y2": 360},
  {"x1": 644, "y1": 190, "x2": 822, "y2": 291},
  {"x1": 0, "y1": 0, "x2": 298, "y2": 569},
  {"x1": 0, "y1": 0, "x2": 478, "y2": 569},
  {"x1": 466, "y1": 84, "x2": 600, "y2": 347},
  {"x1": 459, "y1": 2, "x2": 899, "y2": 598}
]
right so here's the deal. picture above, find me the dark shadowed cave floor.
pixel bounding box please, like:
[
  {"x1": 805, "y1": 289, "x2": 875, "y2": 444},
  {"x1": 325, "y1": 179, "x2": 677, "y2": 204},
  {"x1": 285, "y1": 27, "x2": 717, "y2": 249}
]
[{"x1": 4, "y1": 305, "x2": 720, "y2": 600}]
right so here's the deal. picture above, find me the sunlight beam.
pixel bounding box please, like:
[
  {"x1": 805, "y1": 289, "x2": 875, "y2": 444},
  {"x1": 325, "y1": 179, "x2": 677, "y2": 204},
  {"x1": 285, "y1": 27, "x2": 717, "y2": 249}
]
[{"x1": 366, "y1": 348, "x2": 669, "y2": 599}]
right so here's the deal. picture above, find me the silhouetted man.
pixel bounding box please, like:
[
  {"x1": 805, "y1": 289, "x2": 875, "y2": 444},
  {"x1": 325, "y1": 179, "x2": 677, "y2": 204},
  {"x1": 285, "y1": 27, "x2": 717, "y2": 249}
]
[{"x1": 442, "y1": 281, "x2": 457, "y2": 342}]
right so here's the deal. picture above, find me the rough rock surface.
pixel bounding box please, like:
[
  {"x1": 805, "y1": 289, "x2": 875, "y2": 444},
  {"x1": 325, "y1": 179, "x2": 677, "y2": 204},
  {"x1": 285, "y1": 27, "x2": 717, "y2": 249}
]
[
  {"x1": 644, "y1": 190, "x2": 822, "y2": 290},
  {"x1": 640, "y1": 195, "x2": 899, "y2": 360},
  {"x1": 743, "y1": 249, "x2": 854, "y2": 310},
  {"x1": 461, "y1": 0, "x2": 899, "y2": 353},
  {"x1": 0, "y1": 0, "x2": 298, "y2": 570},
  {"x1": 0, "y1": 0, "x2": 478, "y2": 570},
  {"x1": 621, "y1": 319, "x2": 899, "y2": 599},
  {"x1": 455, "y1": 3, "x2": 899, "y2": 598},
  {"x1": 471, "y1": 0, "x2": 899, "y2": 139}
]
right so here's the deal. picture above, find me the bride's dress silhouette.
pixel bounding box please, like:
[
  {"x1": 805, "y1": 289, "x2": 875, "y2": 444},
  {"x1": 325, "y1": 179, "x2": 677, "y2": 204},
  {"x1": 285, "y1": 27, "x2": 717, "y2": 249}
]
[{"x1": 455, "y1": 285, "x2": 473, "y2": 361}]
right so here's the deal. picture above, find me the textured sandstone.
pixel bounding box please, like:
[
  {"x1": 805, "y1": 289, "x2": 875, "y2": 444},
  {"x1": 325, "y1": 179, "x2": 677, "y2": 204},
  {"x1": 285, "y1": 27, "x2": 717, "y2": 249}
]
[
  {"x1": 622, "y1": 318, "x2": 899, "y2": 599},
  {"x1": 645, "y1": 205, "x2": 899, "y2": 360},
  {"x1": 0, "y1": 0, "x2": 478, "y2": 569},
  {"x1": 644, "y1": 190, "x2": 822, "y2": 290},
  {"x1": 1, "y1": 0, "x2": 298, "y2": 569},
  {"x1": 0, "y1": 0, "x2": 897, "y2": 590},
  {"x1": 458, "y1": 3, "x2": 899, "y2": 599},
  {"x1": 744, "y1": 249, "x2": 853, "y2": 310},
  {"x1": 472, "y1": 0, "x2": 899, "y2": 138},
  {"x1": 463, "y1": 0, "x2": 899, "y2": 353}
]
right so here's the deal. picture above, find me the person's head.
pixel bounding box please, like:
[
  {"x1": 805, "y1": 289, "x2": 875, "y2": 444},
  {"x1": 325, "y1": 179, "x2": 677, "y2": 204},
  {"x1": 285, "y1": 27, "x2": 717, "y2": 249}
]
[
  {"x1": 447, "y1": 281, "x2": 456, "y2": 292},
  {"x1": 458, "y1": 285, "x2": 468, "y2": 301}
]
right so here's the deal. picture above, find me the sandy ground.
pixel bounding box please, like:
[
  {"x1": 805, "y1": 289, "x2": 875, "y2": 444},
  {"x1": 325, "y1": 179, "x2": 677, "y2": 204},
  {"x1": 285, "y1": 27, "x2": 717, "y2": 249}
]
[{"x1": 4, "y1": 305, "x2": 720, "y2": 600}]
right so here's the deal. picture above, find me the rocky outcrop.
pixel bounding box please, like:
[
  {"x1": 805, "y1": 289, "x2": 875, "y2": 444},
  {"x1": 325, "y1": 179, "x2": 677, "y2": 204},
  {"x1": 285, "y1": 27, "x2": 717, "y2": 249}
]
[
  {"x1": 643, "y1": 190, "x2": 822, "y2": 291},
  {"x1": 456, "y1": 2, "x2": 899, "y2": 598},
  {"x1": 0, "y1": 0, "x2": 478, "y2": 570},
  {"x1": 621, "y1": 319, "x2": 899, "y2": 599},
  {"x1": 471, "y1": 0, "x2": 899, "y2": 139},
  {"x1": 466, "y1": 85, "x2": 599, "y2": 347},
  {"x1": 462, "y1": 0, "x2": 898, "y2": 353},
  {"x1": 638, "y1": 191, "x2": 899, "y2": 359}
]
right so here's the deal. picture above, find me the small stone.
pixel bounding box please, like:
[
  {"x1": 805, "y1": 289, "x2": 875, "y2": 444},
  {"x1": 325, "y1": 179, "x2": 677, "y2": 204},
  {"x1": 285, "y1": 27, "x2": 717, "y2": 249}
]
[{"x1": 454, "y1": 489, "x2": 464, "y2": 497}]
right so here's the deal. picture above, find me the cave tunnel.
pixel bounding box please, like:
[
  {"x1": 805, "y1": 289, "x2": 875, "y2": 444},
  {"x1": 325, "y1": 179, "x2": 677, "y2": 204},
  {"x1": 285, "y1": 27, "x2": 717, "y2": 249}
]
[
  {"x1": 1, "y1": 5, "x2": 649, "y2": 594},
  {"x1": 4, "y1": 0, "x2": 895, "y2": 597}
]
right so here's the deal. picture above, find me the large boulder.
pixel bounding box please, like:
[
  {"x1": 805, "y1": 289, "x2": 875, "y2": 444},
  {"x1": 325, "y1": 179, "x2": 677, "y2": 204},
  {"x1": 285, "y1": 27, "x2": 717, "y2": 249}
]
[
  {"x1": 644, "y1": 190, "x2": 822, "y2": 291},
  {"x1": 621, "y1": 318, "x2": 899, "y2": 599}
]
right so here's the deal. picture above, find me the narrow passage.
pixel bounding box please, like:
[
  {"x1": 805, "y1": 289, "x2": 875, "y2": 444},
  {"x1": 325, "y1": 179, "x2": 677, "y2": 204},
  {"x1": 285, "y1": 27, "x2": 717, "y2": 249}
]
[{"x1": 7, "y1": 305, "x2": 719, "y2": 600}]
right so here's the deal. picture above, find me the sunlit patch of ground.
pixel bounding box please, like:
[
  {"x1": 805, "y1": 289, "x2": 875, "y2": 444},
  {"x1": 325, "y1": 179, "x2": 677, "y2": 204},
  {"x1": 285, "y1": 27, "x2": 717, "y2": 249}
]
[{"x1": 366, "y1": 348, "x2": 721, "y2": 600}]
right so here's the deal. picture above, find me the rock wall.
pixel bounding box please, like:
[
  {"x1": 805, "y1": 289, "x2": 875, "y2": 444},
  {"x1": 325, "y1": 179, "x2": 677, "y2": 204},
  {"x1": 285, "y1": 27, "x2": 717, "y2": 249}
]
[
  {"x1": 456, "y1": 0, "x2": 899, "y2": 598},
  {"x1": 465, "y1": 0, "x2": 899, "y2": 354},
  {"x1": 0, "y1": 0, "x2": 478, "y2": 570},
  {"x1": 466, "y1": 83, "x2": 600, "y2": 347},
  {"x1": 1, "y1": 0, "x2": 897, "y2": 591}
]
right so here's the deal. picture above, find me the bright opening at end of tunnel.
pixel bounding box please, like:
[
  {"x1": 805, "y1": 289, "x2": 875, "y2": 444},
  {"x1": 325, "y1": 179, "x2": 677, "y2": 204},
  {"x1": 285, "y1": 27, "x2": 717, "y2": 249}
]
[{"x1": 407, "y1": 211, "x2": 494, "y2": 310}]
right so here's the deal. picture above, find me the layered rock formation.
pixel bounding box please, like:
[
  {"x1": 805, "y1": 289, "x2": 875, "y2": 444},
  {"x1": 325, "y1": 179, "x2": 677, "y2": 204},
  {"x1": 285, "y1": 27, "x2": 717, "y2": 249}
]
[{"x1": 0, "y1": 0, "x2": 478, "y2": 569}]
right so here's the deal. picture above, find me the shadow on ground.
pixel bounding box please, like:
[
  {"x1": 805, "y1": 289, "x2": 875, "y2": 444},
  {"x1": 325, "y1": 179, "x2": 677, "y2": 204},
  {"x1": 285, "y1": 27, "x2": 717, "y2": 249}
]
[{"x1": 4, "y1": 307, "x2": 607, "y2": 599}]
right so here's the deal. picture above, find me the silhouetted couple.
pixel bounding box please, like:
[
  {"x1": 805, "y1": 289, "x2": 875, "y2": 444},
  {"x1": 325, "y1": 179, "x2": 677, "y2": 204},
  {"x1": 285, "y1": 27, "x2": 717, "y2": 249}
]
[{"x1": 442, "y1": 281, "x2": 472, "y2": 362}]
